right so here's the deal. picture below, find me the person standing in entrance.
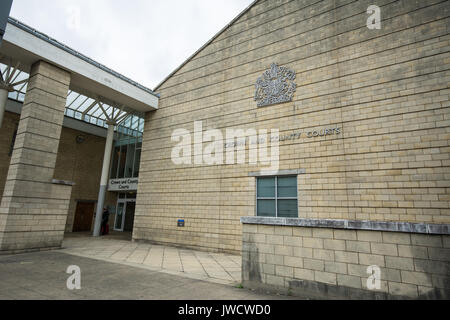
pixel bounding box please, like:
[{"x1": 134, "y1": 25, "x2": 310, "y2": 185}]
[{"x1": 101, "y1": 207, "x2": 110, "y2": 236}]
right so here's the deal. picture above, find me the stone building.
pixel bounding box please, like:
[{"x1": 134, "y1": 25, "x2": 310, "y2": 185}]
[
  {"x1": 134, "y1": 0, "x2": 450, "y2": 299},
  {"x1": 0, "y1": 0, "x2": 448, "y2": 299},
  {"x1": 0, "y1": 18, "x2": 158, "y2": 253}
]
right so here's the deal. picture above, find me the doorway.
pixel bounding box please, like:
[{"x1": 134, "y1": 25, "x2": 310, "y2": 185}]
[
  {"x1": 73, "y1": 202, "x2": 95, "y2": 232},
  {"x1": 114, "y1": 199, "x2": 136, "y2": 232}
]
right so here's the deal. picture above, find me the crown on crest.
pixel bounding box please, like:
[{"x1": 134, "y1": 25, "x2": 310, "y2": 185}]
[{"x1": 254, "y1": 63, "x2": 297, "y2": 107}]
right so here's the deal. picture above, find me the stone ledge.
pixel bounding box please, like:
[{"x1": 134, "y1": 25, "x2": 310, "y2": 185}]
[
  {"x1": 51, "y1": 179, "x2": 75, "y2": 186},
  {"x1": 248, "y1": 169, "x2": 306, "y2": 177},
  {"x1": 240, "y1": 217, "x2": 450, "y2": 235}
]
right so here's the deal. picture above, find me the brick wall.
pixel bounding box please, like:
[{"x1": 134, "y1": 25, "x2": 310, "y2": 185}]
[
  {"x1": 136, "y1": 0, "x2": 450, "y2": 253},
  {"x1": 242, "y1": 222, "x2": 450, "y2": 299}
]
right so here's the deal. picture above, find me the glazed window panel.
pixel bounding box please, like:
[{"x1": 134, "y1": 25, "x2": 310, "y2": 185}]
[
  {"x1": 256, "y1": 176, "x2": 298, "y2": 218},
  {"x1": 124, "y1": 143, "x2": 135, "y2": 178},
  {"x1": 133, "y1": 148, "x2": 141, "y2": 178},
  {"x1": 110, "y1": 146, "x2": 120, "y2": 179},
  {"x1": 257, "y1": 200, "x2": 276, "y2": 217},
  {"x1": 277, "y1": 176, "x2": 297, "y2": 198},
  {"x1": 117, "y1": 144, "x2": 128, "y2": 178},
  {"x1": 277, "y1": 199, "x2": 298, "y2": 218},
  {"x1": 257, "y1": 177, "x2": 276, "y2": 198}
]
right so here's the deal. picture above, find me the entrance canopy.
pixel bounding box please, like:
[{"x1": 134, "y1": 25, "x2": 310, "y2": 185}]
[
  {"x1": 0, "y1": 17, "x2": 158, "y2": 130},
  {"x1": 0, "y1": 17, "x2": 159, "y2": 248},
  {"x1": 1, "y1": 74, "x2": 146, "y2": 135}
]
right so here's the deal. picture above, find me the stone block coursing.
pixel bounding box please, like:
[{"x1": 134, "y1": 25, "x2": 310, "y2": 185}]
[
  {"x1": 135, "y1": 0, "x2": 450, "y2": 254},
  {"x1": 0, "y1": 61, "x2": 73, "y2": 253},
  {"x1": 242, "y1": 222, "x2": 450, "y2": 299}
]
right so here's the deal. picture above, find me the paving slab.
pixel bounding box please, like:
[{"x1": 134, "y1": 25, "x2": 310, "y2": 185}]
[
  {"x1": 61, "y1": 234, "x2": 244, "y2": 286},
  {"x1": 0, "y1": 251, "x2": 300, "y2": 300}
]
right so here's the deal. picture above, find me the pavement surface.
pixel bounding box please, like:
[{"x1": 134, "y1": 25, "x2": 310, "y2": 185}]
[
  {"x1": 0, "y1": 235, "x2": 300, "y2": 300},
  {"x1": 60, "y1": 233, "x2": 241, "y2": 286}
]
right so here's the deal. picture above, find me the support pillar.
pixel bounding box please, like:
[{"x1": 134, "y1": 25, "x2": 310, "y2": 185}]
[
  {"x1": 92, "y1": 121, "x2": 115, "y2": 237},
  {"x1": 0, "y1": 61, "x2": 72, "y2": 254}
]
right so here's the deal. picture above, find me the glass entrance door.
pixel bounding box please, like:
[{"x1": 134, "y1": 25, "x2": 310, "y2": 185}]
[
  {"x1": 114, "y1": 200, "x2": 136, "y2": 232},
  {"x1": 114, "y1": 202, "x2": 125, "y2": 231}
]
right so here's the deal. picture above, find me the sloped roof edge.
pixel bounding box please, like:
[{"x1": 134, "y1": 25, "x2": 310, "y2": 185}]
[
  {"x1": 8, "y1": 17, "x2": 160, "y2": 99},
  {"x1": 153, "y1": 0, "x2": 260, "y2": 92}
]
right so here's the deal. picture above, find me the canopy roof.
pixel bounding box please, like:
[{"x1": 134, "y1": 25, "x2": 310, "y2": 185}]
[
  {"x1": 0, "y1": 16, "x2": 157, "y2": 136},
  {"x1": 1, "y1": 63, "x2": 145, "y2": 135}
]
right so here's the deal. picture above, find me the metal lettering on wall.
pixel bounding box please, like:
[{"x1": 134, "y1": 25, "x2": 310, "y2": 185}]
[
  {"x1": 224, "y1": 127, "x2": 342, "y2": 149},
  {"x1": 254, "y1": 63, "x2": 296, "y2": 107}
]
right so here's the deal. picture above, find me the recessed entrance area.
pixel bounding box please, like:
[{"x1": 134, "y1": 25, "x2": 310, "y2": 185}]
[{"x1": 114, "y1": 193, "x2": 136, "y2": 232}]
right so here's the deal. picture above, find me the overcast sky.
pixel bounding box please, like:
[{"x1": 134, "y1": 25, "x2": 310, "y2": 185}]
[{"x1": 10, "y1": 0, "x2": 254, "y2": 90}]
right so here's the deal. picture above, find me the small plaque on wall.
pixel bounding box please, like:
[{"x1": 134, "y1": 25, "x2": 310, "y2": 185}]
[{"x1": 177, "y1": 220, "x2": 185, "y2": 227}]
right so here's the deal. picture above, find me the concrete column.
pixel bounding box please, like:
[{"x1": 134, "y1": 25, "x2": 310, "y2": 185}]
[
  {"x1": 0, "y1": 61, "x2": 72, "y2": 254},
  {"x1": 0, "y1": 88, "x2": 8, "y2": 129},
  {"x1": 92, "y1": 121, "x2": 115, "y2": 237}
]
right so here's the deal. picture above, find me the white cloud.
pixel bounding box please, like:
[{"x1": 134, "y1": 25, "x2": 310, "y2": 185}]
[{"x1": 9, "y1": 0, "x2": 254, "y2": 90}]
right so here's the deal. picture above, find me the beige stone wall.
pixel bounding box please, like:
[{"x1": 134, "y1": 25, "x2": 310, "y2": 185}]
[
  {"x1": 135, "y1": 0, "x2": 450, "y2": 253},
  {"x1": 53, "y1": 126, "x2": 118, "y2": 232},
  {"x1": 0, "y1": 110, "x2": 117, "y2": 234},
  {"x1": 0, "y1": 61, "x2": 73, "y2": 252},
  {"x1": 242, "y1": 223, "x2": 450, "y2": 299},
  {"x1": 0, "y1": 111, "x2": 20, "y2": 199}
]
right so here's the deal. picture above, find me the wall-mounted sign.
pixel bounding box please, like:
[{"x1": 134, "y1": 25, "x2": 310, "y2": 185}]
[
  {"x1": 177, "y1": 220, "x2": 185, "y2": 227},
  {"x1": 108, "y1": 178, "x2": 139, "y2": 192},
  {"x1": 254, "y1": 63, "x2": 297, "y2": 107}
]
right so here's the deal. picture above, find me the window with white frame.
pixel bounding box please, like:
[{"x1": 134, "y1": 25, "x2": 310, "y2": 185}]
[{"x1": 256, "y1": 176, "x2": 298, "y2": 218}]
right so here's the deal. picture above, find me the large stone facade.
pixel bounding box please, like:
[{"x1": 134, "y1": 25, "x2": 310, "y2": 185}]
[{"x1": 135, "y1": 0, "x2": 450, "y2": 254}]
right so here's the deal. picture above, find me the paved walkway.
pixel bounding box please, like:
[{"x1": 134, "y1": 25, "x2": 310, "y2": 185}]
[
  {"x1": 60, "y1": 233, "x2": 242, "y2": 286},
  {"x1": 0, "y1": 250, "x2": 297, "y2": 300}
]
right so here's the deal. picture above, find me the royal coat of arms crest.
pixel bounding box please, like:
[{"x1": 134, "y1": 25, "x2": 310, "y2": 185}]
[{"x1": 254, "y1": 63, "x2": 296, "y2": 107}]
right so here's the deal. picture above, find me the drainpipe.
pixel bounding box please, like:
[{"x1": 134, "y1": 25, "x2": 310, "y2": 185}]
[{"x1": 93, "y1": 120, "x2": 116, "y2": 237}]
